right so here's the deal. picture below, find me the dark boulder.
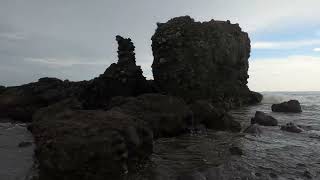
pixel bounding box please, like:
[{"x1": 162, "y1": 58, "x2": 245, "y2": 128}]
[
  {"x1": 281, "y1": 122, "x2": 303, "y2": 133},
  {"x1": 272, "y1": 100, "x2": 302, "y2": 113},
  {"x1": 251, "y1": 111, "x2": 278, "y2": 126},
  {"x1": 190, "y1": 100, "x2": 241, "y2": 132},
  {"x1": 0, "y1": 78, "x2": 86, "y2": 122},
  {"x1": 243, "y1": 124, "x2": 262, "y2": 136},
  {"x1": 151, "y1": 16, "x2": 262, "y2": 107},
  {"x1": 81, "y1": 36, "x2": 153, "y2": 109},
  {"x1": 30, "y1": 98, "x2": 154, "y2": 180}
]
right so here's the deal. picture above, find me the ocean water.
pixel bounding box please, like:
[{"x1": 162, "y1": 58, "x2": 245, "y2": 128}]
[{"x1": 1, "y1": 92, "x2": 320, "y2": 180}]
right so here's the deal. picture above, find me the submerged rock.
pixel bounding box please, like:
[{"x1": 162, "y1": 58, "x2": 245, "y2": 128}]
[
  {"x1": 251, "y1": 111, "x2": 278, "y2": 126},
  {"x1": 272, "y1": 100, "x2": 302, "y2": 113},
  {"x1": 81, "y1": 36, "x2": 153, "y2": 109},
  {"x1": 152, "y1": 16, "x2": 262, "y2": 106},
  {"x1": 281, "y1": 122, "x2": 303, "y2": 133},
  {"x1": 243, "y1": 124, "x2": 262, "y2": 136},
  {"x1": 190, "y1": 100, "x2": 241, "y2": 132}
]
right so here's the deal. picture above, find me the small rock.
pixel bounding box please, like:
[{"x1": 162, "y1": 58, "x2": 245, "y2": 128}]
[
  {"x1": 281, "y1": 122, "x2": 303, "y2": 133},
  {"x1": 18, "y1": 141, "x2": 32, "y2": 148},
  {"x1": 251, "y1": 111, "x2": 278, "y2": 126},
  {"x1": 229, "y1": 146, "x2": 243, "y2": 156}
]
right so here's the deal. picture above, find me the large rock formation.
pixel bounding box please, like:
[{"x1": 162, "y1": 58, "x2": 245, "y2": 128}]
[
  {"x1": 0, "y1": 78, "x2": 86, "y2": 122},
  {"x1": 152, "y1": 16, "x2": 262, "y2": 107},
  {"x1": 81, "y1": 36, "x2": 153, "y2": 109},
  {"x1": 30, "y1": 94, "x2": 193, "y2": 180}
]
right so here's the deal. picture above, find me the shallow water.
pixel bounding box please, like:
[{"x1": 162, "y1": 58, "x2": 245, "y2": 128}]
[{"x1": 130, "y1": 92, "x2": 320, "y2": 179}]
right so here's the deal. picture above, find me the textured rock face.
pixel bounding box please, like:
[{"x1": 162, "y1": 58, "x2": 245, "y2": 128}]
[
  {"x1": 0, "y1": 78, "x2": 86, "y2": 122},
  {"x1": 152, "y1": 16, "x2": 261, "y2": 106},
  {"x1": 272, "y1": 100, "x2": 302, "y2": 113},
  {"x1": 82, "y1": 36, "x2": 153, "y2": 109},
  {"x1": 30, "y1": 99, "x2": 153, "y2": 180}
]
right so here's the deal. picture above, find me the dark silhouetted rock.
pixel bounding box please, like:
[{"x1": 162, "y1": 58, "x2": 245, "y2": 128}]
[
  {"x1": 151, "y1": 16, "x2": 262, "y2": 107},
  {"x1": 272, "y1": 100, "x2": 302, "y2": 113},
  {"x1": 281, "y1": 122, "x2": 303, "y2": 133},
  {"x1": 81, "y1": 36, "x2": 153, "y2": 109},
  {"x1": 190, "y1": 100, "x2": 241, "y2": 132},
  {"x1": 251, "y1": 111, "x2": 278, "y2": 126},
  {"x1": 229, "y1": 146, "x2": 243, "y2": 156},
  {"x1": 0, "y1": 78, "x2": 87, "y2": 122},
  {"x1": 243, "y1": 124, "x2": 262, "y2": 136},
  {"x1": 303, "y1": 170, "x2": 312, "y2": 179},
  {"x1": 30, "y1": 98, "x2": 153, "y2": 180}
]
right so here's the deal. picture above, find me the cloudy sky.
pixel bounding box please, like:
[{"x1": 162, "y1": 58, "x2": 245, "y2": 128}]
[{"x1": 1, "y1": 0, "x2": 320, "y2": 91}]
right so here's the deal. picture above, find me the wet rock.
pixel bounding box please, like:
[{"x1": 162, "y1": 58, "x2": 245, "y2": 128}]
[
  {"x1": 0, "y1": 78, "x2": 87, "y2": 122},
  {"x1": 229, "y1": 146, "x2": 243, "y2": 156},
  {"x1": 272, "y1": 100, "x2": 302, "y2": 113},
  {"x1": 281, "y1": 122, "x2": 303, "y2": 133},
  {"x1": 30, "y1": 98, "x2": 154, "y2": 180},
  {"x1": 243, "y1": 124, "x2": 262, "y2": 136},
  {"x1": 110, "y1": 93, "x2": 193, "y2": 138},
  {"x1": 251, "y1": 111, "x2": 278, "y2": 126},
  {"x1": 18, "y1": 141, "x2": 33, "y2": 148},
  {"x1": 152, "y1": 16, "x2": 262, "y2": 107},
  {"x1": 81, "y1": 36, "x2": 153, "y2": 109},
  {"x1": 190, "y1": 100, "x2": 241, "y2": 132},
  {"x1": 303, "y1": 170, "x2": 312, "y2": 179}
]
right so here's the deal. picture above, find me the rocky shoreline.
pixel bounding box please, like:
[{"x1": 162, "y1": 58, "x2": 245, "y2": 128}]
[{"x1": 0, "y1": 16, "x2": 262, "y2": 180}]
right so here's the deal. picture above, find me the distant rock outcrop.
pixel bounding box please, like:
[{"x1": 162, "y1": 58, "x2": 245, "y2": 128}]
[
  {"x1": 152, "y1": 16, "x2": 262, "y2": 107},
  {"x1": 251, "y1": 111, "x2": 278, "y2": 126},
  {"x1": 0, "y1": 78, "x2": 86, "y2": 122},
  {"x1": 81, "y1": 36, "x2": 153, "y2": 109},
  {"x1": 272, "y1": 100, "x2": 302, "y2": 113}
]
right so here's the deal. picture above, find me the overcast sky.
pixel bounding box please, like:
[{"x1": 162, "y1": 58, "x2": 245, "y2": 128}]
[{"x1": 1, "y1": 0, "x2": 320, "y2": 91}]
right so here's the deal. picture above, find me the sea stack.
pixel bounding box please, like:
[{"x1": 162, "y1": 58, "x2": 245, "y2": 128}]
[{"x1": 152, "y1": 16, "x2": 262, "y2": 108}]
